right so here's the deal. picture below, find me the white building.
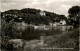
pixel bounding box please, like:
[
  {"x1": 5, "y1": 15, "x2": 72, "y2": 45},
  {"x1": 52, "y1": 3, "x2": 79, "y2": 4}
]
[
  {"x1": 60, "y1": 20, "x2": 66, "y2": 25},
  {"x1": 49, "y1": 22, "x2": 60, "y2": 26},
  {"x1": 40, "y1": 11, "x2": 46, "y2": 16}
]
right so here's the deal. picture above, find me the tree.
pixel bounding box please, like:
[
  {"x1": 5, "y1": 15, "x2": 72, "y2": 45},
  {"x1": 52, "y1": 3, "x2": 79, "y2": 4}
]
[
  {"x1": 68, "y1": 6, "x2": 80, "y2": 16},
  {"x1": 1, "y1": 19, "x2": 19, "y2": 38},
  {"x1": 68, "y1": 6, "x2": 80, "y2": 28},
  {"x1": 4, "y1": 9, "x2": 21, "y2": 14}
]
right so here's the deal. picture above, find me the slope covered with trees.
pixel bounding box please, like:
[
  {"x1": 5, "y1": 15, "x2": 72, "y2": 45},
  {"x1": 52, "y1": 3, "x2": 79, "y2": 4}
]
[{"x1": 1, "y1": 8, "x2": 67, "y2": 25}]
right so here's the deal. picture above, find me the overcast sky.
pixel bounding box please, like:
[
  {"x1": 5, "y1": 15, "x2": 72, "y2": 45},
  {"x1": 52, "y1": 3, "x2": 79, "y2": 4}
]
[{"x1": 1, "y1": 0, "x2": 80, "y2": 16}]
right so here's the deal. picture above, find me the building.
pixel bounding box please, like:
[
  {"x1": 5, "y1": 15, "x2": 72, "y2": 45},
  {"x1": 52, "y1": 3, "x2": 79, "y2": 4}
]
[
  {"x1": 60, "y1": 20, "x2": 66, "y2": 25},
  {"x1": 49, "y1": 19, "x2": 66, "y2": 26},
  {"x1": 40, "y1": 11, "x2": 46, "y2": 16},
  {"x1": 49, "y1": 22, "x2": 60, "y2": 26}
]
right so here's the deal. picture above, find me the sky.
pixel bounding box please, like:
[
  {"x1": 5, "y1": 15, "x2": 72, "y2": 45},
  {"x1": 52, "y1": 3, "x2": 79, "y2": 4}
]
[{"x1": 1, "y1": 0, "x2": 80, "y2": 16}]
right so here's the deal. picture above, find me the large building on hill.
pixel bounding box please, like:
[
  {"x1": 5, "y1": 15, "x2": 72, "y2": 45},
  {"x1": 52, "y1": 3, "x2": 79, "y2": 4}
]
[{"x1": 40, "y1": 11, "x2": 46, "y2": 16}]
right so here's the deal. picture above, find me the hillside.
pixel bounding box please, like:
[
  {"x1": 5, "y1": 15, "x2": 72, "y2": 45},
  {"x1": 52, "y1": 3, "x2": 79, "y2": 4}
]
[{"x1": 1, "y1": 8, "x2": 68, "y2": 25}]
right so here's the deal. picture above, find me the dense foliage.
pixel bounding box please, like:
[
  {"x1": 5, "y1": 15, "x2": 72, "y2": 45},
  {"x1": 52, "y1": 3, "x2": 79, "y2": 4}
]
[{"x1": 68, "y1": 6, "x2": 80, "y2": 28}]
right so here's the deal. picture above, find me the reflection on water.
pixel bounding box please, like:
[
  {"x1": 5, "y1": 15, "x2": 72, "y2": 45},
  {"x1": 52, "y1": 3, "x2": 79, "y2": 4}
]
[
  {"x1": 16, "y1": 25, "x2": 73, "y2": 31},
  {"x1": 15, "y1": 25, "x2": 73, "y2": 40}
]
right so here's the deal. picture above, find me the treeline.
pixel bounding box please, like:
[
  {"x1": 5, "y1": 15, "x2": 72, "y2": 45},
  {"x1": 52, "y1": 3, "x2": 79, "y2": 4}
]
[{"x1": 1, "y1": 8, "x2": 68, "y2": 25}]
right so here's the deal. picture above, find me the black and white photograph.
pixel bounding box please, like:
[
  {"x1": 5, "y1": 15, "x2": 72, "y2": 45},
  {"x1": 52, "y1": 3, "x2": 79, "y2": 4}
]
[{"x1": 1, "y1": 0, "x2": 80, "y2": 51}]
